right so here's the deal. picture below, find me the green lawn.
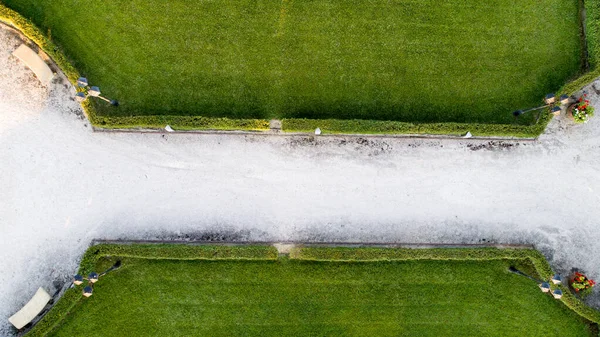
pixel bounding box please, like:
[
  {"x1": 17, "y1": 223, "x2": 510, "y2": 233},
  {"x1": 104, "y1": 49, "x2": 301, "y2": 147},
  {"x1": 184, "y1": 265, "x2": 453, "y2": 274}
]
[
  {"x1": 44, "y1": 257, "x2": 593, "y2": 336},
  {"x1": 4, "y1": 0, "x2": 582, "y2": 127}
]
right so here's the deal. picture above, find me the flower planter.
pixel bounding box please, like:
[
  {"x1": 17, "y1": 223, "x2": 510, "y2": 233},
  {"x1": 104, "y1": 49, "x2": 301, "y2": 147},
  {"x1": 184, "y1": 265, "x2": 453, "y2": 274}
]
[
  {"x1": 568, "y1": 96, "x2": 595, "y2": 123},
  {"x1": 568, "y1": 272, "x2": 596, "y2": 298}
]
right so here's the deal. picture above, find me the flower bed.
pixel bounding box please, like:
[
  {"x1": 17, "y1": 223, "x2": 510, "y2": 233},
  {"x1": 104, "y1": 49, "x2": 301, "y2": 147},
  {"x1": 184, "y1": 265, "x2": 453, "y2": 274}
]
[
  {"x1": 568, "y1": 95, "x2": 595, "y2": 123},
  {"x1": 570, "y1": 272, "x2": 596, "y2": 297}
]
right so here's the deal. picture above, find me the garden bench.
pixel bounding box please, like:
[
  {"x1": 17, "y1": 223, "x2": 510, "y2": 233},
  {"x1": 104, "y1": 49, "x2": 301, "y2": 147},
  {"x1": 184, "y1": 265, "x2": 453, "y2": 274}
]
[
  {"x1": 8, "y1": 287, "x2": 52, "y2": 329},
  {"x1": 11, "y1": 44, "x2": 54, "y2": 85}
]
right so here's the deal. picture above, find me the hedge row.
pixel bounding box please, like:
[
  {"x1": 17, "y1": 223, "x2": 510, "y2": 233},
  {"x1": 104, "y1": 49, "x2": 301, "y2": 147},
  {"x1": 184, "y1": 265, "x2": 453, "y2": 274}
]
[
  {"x1": 78, "y1": 243, "x2": 278, "y2": 271},
  {"x1": 0, "y1": 4, "x2": 79, "y2": 83},
  {"x1": 290, "y1": 246, "x2": 600, "y2": 324},
  {"x1": 86, "y1": 108, "x2": 270, "y2": 132},
  {"x1": 281, "y1": 115, "x2": 550, "y2": 138}
]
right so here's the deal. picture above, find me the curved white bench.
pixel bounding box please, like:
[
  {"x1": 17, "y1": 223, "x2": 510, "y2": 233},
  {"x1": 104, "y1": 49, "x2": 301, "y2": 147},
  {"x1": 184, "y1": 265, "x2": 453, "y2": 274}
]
[
  {"x1": 12, "y1": 44, "x2": 54, "y2": 85},
  {"x1": 8, "y1": 287, "x2": 51, "y2": 329}
]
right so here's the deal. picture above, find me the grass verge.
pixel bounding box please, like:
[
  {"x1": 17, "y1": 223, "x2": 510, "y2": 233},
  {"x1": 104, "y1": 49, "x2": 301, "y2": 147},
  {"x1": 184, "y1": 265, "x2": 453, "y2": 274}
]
[{"x1": 24, "y1": 244, "x2": 600, "y2": 336}]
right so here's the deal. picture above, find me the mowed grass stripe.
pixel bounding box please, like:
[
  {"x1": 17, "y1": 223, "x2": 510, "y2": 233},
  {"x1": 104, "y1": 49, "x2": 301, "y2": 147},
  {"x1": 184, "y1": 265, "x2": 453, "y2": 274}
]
[
  {"x1": 5, "y1": 0, "x2": 581, "y2": 125},
  {"x1": 47, "y1": 259, "x2": 593, "y2": 336}
]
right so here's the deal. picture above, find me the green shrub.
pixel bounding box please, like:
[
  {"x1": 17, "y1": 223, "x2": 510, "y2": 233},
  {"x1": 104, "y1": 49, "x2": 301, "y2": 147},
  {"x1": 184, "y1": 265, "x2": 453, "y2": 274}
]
[
  {"x1": 88, "y1": 111, "x2": 270, "y2": 131},
  {"x1": 79, "y1": 243, "x2": 278, "y2": 268},
  {"x1": 282, "y1": 115, "x2": 551, "y2": 138}
]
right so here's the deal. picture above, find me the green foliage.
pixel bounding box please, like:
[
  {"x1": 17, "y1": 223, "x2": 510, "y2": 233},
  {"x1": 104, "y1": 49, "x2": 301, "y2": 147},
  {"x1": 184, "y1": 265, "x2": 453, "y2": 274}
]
[
  {"x1": 78, "y1": 243, "x2": 278, "y2": 269},
  {"x1": 87, "y1": 110, "x2": 270, "y2": 131},
  {"x1": 2, "y1": 0, "x2": 582, "y2": 134},
  {"x1": 282, "y1": 115, "x2": 551, "y2": 138}
]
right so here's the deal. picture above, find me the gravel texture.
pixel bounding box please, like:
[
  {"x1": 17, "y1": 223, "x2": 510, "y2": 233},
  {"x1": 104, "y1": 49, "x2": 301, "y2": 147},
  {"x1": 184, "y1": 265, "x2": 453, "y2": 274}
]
[{"x1": 1, "y1": 25, "x2": 600, "y2": 336}]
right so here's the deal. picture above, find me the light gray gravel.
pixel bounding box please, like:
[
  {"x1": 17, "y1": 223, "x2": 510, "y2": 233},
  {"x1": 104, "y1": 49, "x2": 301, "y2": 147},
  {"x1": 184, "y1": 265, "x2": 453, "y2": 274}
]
[{"x1": 1, "y1": 25, "x2": 600, "y2": 336}]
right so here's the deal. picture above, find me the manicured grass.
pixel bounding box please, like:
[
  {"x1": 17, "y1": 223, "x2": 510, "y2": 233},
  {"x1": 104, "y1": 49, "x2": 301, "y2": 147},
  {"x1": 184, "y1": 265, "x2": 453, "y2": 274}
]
[
  {"x1": 31, "y1": 247, "x2": 597, "y2": 336},
  {"x1": 4, "y1": 0, "x2": 581, "y2": 129}
]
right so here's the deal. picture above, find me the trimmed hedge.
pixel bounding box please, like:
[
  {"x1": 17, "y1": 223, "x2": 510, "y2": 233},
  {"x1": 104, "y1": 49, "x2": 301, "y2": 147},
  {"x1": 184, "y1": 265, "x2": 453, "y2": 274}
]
[
  {"x1": 87, "y1": 110, "x2": 270, "y2": 131},
  {"x1": 282, "y1": 115, "x2": 551, "y2": 138},
  {"x1": 78, "y1": 243, "x2": 278, "y2": 272},
  {"x1": 290, "y1": 246, "x2": 600, "y2": 325},
  {"x1": 25, "y1": 243, "x2": 278, "y2": 337}
]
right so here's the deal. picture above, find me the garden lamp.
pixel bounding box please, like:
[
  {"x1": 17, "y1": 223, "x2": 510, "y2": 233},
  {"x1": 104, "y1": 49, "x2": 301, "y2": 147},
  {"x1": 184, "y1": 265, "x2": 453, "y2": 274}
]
[
  {"x1": 545, "y1": 93, "x2": 556, "y2": 105},
  {"x1": 73, "y1": 79, "x2": 119, "y2": 106},
  {"x1": 539, "y1": 282, "x2": 550, "y2": 293},
  {"x1": 551, "y1": 274, "x2": 562, "y2": 285},
  {"x1": 77, "y1": 77, "x2": 88, "y2": 88},
  {"x1": 75, "y1": 92, "x2": 86, "y2": 102},
  {"x1": 88, "y1": 86, "x2": 101, "y2": 97},
  {"x1": 551, "y1": 106, "x2": 561, "y2": 116},
  {"x1": 73, "y1": 274, "x2": 84, "y2": 286},
  {"x1": 552, "y1": 289, "x2": 563, "y2": 299},
  {"x1": 83, "y1": 286, "x2": 93, "y2": 297},
  {"x1": 88, "y1": 272, "x2": 99, "y2": 283},
  {"x1": 560, "y1": 94, "x2": 570, "y2": 105}
]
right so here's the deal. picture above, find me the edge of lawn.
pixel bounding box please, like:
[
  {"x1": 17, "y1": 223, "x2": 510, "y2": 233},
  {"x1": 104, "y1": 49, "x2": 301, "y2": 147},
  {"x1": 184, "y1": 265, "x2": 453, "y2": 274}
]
[
  {"x1": 24, "y1": 243, "x2": 600, "y2": 336},
  {"x1": 0, "y1": 4, "x2": 578, "y2": 138}
]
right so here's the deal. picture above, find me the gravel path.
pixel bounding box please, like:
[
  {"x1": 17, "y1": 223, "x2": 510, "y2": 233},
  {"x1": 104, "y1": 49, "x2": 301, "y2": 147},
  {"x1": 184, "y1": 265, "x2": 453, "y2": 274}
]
[{"x1": 2, "y1": 26, "x2": 600, "y2": 335}]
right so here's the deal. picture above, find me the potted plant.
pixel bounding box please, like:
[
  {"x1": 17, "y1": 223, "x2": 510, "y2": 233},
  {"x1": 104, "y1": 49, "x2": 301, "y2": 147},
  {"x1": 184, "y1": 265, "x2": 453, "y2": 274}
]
[
  {"x1": 567, "y1": 95, "x2": 595, "y2": 123},
  {"x1": 570, "y1": 272, "x2": 596, "y2": 298}
]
